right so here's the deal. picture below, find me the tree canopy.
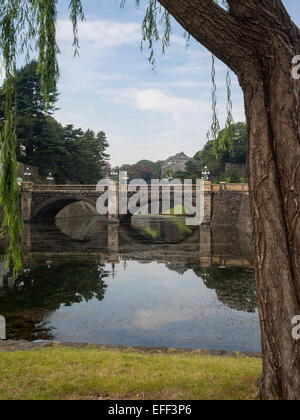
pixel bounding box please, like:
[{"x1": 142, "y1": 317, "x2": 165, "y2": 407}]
[
  {"x1": 0, "y1": 61, "x2": 110, "y2": 184},
  {"x1": 192, "y1": 122, "x2": 247, "y2": 182}
]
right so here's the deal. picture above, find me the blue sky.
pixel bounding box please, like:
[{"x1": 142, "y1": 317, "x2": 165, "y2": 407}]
[{"x1": 54, "y1": 0, "x2": 300, "y2": 167}]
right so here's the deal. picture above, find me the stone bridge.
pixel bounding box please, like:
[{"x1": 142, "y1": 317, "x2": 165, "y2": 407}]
[
  {"x1": 20, "y1": 181, "x2": 249, "y2": 225},
  {"x1": 20, "y1": 183, "x2": 101, "y2": 222}
]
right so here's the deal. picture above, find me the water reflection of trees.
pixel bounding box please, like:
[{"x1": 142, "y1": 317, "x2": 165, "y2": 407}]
[
  {"x1": 0, "y1": 259, "x2": 109, "y2": 340},
  {"x1": 166, "y1": 262, "x2": 257, "y2": 313},
  {"x1": 193, "y1": 266, "x2": 257, "y2": 313}
]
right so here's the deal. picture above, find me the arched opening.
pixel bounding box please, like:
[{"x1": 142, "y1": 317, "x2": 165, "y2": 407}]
[
  {"x1": 32, "y1": 196, "x2": 98, "y2": 222},
  {"x1": 56, "y1": 201, "x2": 98, "y2": 219},
  {"x1": 121, "y1": 199, "x2": 198, "y2": 244}
]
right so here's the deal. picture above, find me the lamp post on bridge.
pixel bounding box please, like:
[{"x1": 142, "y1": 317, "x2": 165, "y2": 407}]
[
  {"x1": 46, "y1": 172, "x2": 54, "y2": 185},
  {"x1": 24, "y1": 167, "x2": 32, "y2": 182},
  {"x1": 109, "y1": 169, "x2": 119, "y2": 182},
  {"x1": 202, "y1": 166, "x2": 210, "y2": 181},
  {"x1": 121, "y1": 171, "x2": 129, "y2": 183}
]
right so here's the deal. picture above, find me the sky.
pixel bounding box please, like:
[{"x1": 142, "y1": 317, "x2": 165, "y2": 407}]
[{"x1": 54, "y1": 0, "x2": 300, "y2": 167}]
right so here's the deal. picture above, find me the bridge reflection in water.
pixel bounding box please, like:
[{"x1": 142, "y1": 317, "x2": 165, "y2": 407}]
[
  {"x1": 0, "y1": 216, "x2": 260, "y2": 352},
  {"x1": 19, "y1": 216, "x2": 253, "y2": 267}
]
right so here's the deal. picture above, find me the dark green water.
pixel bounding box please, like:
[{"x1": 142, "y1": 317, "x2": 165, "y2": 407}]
[{"x1": 0, "y1": 216, "x2": 260, "y2": 351}]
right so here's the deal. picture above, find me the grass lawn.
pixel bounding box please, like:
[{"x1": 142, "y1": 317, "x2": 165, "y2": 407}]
[{"x1": 0, "y1": 346, "x2": 262, "y2": 400}]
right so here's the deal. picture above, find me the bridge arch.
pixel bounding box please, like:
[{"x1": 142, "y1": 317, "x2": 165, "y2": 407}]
[
  {"x1": 119, "y1": 198, "x2": 197, "y2": 221},
  {"x1": 31, "y1": 195, "x2": 97, "y2": 221}
]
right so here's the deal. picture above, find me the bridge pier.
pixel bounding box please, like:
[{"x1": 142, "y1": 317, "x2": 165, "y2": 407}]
[
  {"x1": 21, "y1": 223, "x2": 32, "y2": 255},
  {"x1": 107, "y1": 223, "x2": 119, "y2": 264},
  {"x1": 20, "y1": 182, "x2": 33, "y2": 223},
  {"x1": 107, "y1": 223, "x2": 119, "y2": 252},
  {"x1": 106, "y1": 180, "x2": 120, "y2": 224},
  {"x1": 202, "y1": 181, "x2": 212, "y2": 225},
  {"x1": 107, "y1": 214, "x2": 120, "y2": 224},
  {"x1": 199, "y1": 224, "x2": 212, "y2": 266}
]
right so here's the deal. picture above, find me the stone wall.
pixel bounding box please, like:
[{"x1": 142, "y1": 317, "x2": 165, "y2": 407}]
[
  {"x1": 211, "y1": 225, "x2": 253, "y2": 262},
  {"x1": 237, "y1": 193, "x2": 252, "y2": 238},
  {"x1": 211, "y1": 189, "x2": 252, "y2": 239},
  {"x1": 211, "y1": 190, "x2": 244, "y2": 226}
]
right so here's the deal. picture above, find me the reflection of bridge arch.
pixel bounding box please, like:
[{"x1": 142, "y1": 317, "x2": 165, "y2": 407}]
[
  {"x1": 118, "y1": 199, "x2": 199, "y2": 229},
  {"x1": 31, "y1": 195, "x2": 97, "y2": 221},
  {"x1": 119, "y1": 218, "x2": 200, "y2": 246},
  {"x1": 126, "y1": 198, "x2": 197, "y2": 217},
  {"x1": 20, "y1": 222, "x2": 253, "y2": 270},
  {"x1": 22, "y1": 217, "x2": 201, "y2": 257}
]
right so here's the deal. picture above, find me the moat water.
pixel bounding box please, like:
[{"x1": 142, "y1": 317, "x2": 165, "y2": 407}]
[{"x1": 0, "y1": 215, "x2": 261, "y2": 352}]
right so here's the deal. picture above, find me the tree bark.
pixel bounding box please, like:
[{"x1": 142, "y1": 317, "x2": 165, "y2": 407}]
[{"x1": 158, "y1": 0, "x2": 300, "y2": 399}]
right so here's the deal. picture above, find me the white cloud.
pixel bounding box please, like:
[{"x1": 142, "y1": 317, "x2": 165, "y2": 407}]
[
  {"x1": 133, "y1": 289, "x2": 215, "y2": 330},
  {"x1": 52, "y1": 12, "x2": 245, "y2": 167},
  {"x1": 111, "y1": 88, "x2": 210, "y2": 118},
  {"x1": 55, "y1": 80, "x2": 245, "y2": 166},
  {"x1": 135, "y1": 89, "x2": 196, "y2": 112},
  {"x1": 57, "y1": 19, "x2": 141, "y2": 48}
]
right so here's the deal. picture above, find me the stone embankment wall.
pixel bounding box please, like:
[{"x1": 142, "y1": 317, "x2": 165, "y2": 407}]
[
  {"x1": 211, "y1": 188, "x2": 252, "y2": 238},
  {"x1": 236, "y1": 194, "x2": 252, "y2": 238},
  {"x1": 211, "y1": 190, "x2": 244, "y2": 226}
]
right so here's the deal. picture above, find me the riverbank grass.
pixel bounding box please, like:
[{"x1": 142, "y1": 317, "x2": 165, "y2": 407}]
[{"x1": 0, "y1": 346, "x2": 261, "y2": 400}]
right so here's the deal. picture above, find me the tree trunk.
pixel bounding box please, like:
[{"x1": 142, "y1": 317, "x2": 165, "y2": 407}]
[
  {"x1": 241, "y1": 57, "x2": 300, "y2": 400},
  {"x1": 157, "y1": 0, "x2": 300, "y2": 399}
]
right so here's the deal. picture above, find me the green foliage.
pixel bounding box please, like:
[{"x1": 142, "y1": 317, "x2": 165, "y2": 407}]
[
  {"x1": 0, "y1": 259, "x2": 109, "y2": 314},
  {"x1": 0, "y1": 61, "x2": 59, "y2": 166},
  {"x1": 0, "y1": 75, "x2": 22, "y2": 277},
  {"x1": 207, "y1": 54, "x2": 220, "y2": 143},
  {"x1": 206, "y1": 1, "x2": 231, "y2": 143},
  {"x1": 29, "y1": 122, "x2": 110, "y2": 185},
  {"x1": 198, "y1": 122, "x2": 247, "y2": 180},
  {"x1": 215, "y1": 122, "x2": 247, "y2": 163},
  {"x1": 0, "y1": 61, "x2": 109, "y2": 185},
  {"x1": 229, "y1": 168, "x2": 241, "y2": 183},
  {"x1": 0, "y1": 0, "x2": 84, "y2": 274},
  {"x1": 192, "y1": 265, "x2": 257, "y2": 313},
  {"x1": 119, "y1": 159, "x2": 161, "y2": 182},
  {"x1": 121, "y1": 0, "x2": 171, "y2": 69},
  {"x1": 61, "y1": 127, "x2": 109, "y2": 184},
  {"x1": 161, "y1": 168, "x2": 175, "y2": 179},
  {"x1": 183, "y1": 160, "x2": 202, "y2": 181}
]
